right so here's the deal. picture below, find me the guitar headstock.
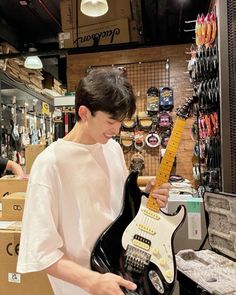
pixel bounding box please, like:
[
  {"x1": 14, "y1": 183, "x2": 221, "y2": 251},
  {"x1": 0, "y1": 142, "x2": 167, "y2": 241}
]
[{"x1": 176, "y1": 96, "x2": 196, "y2": 119}]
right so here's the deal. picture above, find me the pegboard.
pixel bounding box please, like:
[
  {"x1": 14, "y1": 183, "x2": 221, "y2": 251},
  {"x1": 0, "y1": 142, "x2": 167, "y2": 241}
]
[{"x1": 88, "y1": 59, "x2": 170, "y2": 176}]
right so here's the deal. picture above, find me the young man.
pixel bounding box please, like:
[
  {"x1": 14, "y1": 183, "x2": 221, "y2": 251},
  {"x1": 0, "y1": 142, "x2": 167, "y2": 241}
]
[
  {"x1": 0, "y1": 156, "x2": 24, "y2": 177},
  {"x1": 17, "y1": 68, "x2": 169, "y2": 295}
]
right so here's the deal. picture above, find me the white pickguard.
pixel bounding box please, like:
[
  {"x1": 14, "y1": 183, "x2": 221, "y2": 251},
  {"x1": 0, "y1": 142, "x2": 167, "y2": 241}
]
[{"x1": 122, "y1": 195, "x2": 185, "y2": 283}]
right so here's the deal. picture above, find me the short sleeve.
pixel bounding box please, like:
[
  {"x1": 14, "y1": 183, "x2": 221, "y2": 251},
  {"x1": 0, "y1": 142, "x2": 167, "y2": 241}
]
[{"x1": 17, "y1": 182, "x2": 64, "y2": 273}]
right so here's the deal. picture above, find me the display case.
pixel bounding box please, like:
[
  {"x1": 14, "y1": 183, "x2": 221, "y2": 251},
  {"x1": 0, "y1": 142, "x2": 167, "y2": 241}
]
[{"x1": 176, "y1": 191, "x2": 236, "y2": 294}]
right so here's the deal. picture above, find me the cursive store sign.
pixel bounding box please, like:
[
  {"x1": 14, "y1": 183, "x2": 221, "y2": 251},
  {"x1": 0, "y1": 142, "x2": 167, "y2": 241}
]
[
  {"x1": 59, "y1": 18, "x2": 130, "y2": 48},
  {"x1": 75, "y1": 27, "x2": 121, "y2": 46}
]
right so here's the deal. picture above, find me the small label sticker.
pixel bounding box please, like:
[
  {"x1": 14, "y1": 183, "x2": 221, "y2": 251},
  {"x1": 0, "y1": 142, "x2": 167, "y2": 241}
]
[
  {"x1": 8, "y1": 273, "x2": 21, "y2": 284},
  {"x1": 187, "y1": 198, "x2": 202, "y2": 240},
  {"x1": 187, "y1": 199, "x2": 201, "y2": 213},
  {"x1": 187, "y1": 213, "x2": 202, "y2": 240}
]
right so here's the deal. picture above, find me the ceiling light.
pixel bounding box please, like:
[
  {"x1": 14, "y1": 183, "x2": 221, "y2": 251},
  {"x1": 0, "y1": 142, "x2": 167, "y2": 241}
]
[
  {"x1": 24, "y1": 56, "x2": 43, "y2": 69},
  {"x1": 24, "y1": 47, "x2": 43, "y2": 70},
  {"x1": 80, "y1": 0, "x2": 108, "y2": 17}
]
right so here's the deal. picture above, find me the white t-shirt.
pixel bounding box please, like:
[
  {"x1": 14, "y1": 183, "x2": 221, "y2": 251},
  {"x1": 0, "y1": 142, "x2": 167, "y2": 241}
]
[{"x1": 17, "y1": 138, "x2": 128, "y2": 295}]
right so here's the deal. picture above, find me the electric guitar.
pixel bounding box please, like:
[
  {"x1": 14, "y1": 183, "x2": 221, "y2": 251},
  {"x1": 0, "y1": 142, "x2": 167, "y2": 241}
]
[{"x1": 91, "y1": 98, "x2": 195, "y2": 295}]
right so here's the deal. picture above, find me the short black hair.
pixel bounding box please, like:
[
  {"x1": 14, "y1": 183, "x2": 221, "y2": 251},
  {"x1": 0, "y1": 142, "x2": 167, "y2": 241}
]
[{"x1": 75, "y1": 67, "x2": 136, "y2": 121}]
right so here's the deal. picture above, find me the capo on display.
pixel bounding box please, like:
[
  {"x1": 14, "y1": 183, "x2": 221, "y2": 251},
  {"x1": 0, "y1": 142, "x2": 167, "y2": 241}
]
[
  {"x1": 145, "y1": 133, "x2": 161, "y2": 148},
  {"x1": 134, "y1": 130, "x2": 145, "y2": 151},
  {"x1": 130, "y1": 152, "x2": 145, "y2": 173},
  {"x1": 137, "y1": 111, "x2": 153, "y2": 131},
  {"x1": 121, "y1": 114, "x2": 137, "y2": 130}
]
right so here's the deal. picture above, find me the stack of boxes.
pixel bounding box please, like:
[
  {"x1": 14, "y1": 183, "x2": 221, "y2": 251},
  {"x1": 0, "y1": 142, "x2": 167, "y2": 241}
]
[
  {"x1": 43, "y1": 71, "x2": 67, "y2": 97},
  {"x1": 59, "y1": 0, "x2": 140, "y2": 48},
  {"x1": 0, "y1": 144, "x2": 52, "y2": 294},
  {"x1": 0, "y1": 42, "x2": 44, "y2": 94},
  {"x1": 0, "y1": 229, "x2": 53, "y2": 295}
]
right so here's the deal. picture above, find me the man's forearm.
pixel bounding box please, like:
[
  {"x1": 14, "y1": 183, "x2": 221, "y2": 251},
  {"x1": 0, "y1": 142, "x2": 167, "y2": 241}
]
[
  {"x1": 45, "y1": 255, "x2": 136, "y2": 295},
  {"x1": 45, "y1": 255, "x2": 100, "y2": 293},
  {"x1": 6, "y1": 160, "x2": 24, "y2": 177}
]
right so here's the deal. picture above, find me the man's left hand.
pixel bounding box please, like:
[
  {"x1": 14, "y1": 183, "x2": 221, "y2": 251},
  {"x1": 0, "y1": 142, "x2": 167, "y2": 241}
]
[{"x1": 145, "y1": 180, "x2": 170, "y2": 208}]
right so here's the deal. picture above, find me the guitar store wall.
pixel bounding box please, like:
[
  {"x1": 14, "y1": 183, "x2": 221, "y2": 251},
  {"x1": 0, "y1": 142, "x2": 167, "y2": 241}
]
[{"x1": 67, "y1": 44, "x2": 195, "y2": 183}]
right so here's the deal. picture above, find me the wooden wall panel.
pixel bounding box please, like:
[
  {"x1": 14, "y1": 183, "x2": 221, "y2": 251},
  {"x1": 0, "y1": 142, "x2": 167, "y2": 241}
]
[{"x1": 67, "y1": 44, "x2": 196, "y2": 185}]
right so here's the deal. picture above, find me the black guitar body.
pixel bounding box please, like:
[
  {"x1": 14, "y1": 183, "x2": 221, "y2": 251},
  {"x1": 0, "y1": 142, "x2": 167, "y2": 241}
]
[{"x1": 91, "y1": 171, "x2": 186, "y2": 295}]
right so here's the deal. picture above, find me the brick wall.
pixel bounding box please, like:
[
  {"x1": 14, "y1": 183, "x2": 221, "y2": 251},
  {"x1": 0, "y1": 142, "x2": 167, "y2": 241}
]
[{"x1": 67, "y1": 43, "x2": 195, "y2": 184}]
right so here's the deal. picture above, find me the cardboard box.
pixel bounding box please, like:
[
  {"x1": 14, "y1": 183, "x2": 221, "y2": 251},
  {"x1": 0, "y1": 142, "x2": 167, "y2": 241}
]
[
  {"x1": 60, "y1": 0, "x2": 131, "y2": 31},
  {"x1": 43, "y1": 71, "x2": 62, "y2": 89},
  {"x1": 0, "y1": 230, "x2": 21, "y2": 264},
  {"x1": 25, "y1": 144, "x2": 45, "y2": 174},
  {"x1": 59, "y1": 18, "x2": 130, "y2": 48},
  {"x1": 0, "y1": 176, "x2": 28, "y2": 200},
  {"x1": 0, "y1": 230, "x2": 53, "y2": 295},
  {"x1": 1, "y1": 192, "x2": 26, "y2": 221}
]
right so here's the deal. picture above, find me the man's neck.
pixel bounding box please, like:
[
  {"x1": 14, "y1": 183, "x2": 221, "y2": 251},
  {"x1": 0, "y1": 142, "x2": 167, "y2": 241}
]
[{"x1": 63, "y1": 122, "x2": 95, "y2": 145}]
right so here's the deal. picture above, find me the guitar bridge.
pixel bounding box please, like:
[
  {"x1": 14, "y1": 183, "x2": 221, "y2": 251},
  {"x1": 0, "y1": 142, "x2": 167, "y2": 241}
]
[{"x1": 124, "y1": 245, "x2": 151, "y2": 273}]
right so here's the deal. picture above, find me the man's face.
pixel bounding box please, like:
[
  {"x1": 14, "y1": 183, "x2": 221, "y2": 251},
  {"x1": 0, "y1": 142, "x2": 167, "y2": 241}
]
[{"x1": 86, "y1": 111, "x2": 122, "y2": 144}]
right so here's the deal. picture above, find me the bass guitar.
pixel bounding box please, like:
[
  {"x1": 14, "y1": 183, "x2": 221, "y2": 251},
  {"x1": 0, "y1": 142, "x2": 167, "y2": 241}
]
[{"x1": 91, "y1": 98, "x2": 194, "y2": 295}]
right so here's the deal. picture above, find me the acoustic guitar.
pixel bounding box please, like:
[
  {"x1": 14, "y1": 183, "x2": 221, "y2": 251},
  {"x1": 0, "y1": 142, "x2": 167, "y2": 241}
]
[{"x1": 91, "y1": 97, "x2": 195, "y2": 295}]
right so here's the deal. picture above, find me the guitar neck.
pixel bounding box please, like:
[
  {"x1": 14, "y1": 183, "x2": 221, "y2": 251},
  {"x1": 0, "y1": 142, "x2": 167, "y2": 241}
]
[{"x1": 147, "y1": 117, "x2": 187, "y2": 212}]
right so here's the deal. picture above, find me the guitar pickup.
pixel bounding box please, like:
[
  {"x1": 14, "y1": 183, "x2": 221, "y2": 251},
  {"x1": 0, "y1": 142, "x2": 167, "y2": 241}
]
[
  {"x1": 132, "y1": 234, "x2": 151, "y2": 251},
  {"x1": 138, "y1": 224, "x2": 156, "y2": 235},
  {"x1": 141, "y1": 208, "x2": 160, "y2": 220}
]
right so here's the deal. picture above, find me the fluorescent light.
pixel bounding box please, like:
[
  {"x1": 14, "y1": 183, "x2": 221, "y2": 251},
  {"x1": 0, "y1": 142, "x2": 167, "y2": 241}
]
[
  {"x1": 24, "y1": 55, "x2": 43, "y2": 69},
  {"x1": 80, "y1": 0, "x2": 108, "y2": 17}
]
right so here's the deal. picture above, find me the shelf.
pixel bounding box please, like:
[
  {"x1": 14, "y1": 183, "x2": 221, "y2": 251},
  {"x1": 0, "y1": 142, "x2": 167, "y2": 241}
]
[
  {"x1": 0, "y1": 71, "x2": 54, "y2": 106},
  {"x1": 54, "y1": 95, "x2": 75, "y2": 107}
]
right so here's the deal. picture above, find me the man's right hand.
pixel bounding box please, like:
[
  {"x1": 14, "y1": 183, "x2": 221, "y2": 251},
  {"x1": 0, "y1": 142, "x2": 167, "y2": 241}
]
[{"x1": 89, "y1": 272, "x2": 137, "y2": 295}]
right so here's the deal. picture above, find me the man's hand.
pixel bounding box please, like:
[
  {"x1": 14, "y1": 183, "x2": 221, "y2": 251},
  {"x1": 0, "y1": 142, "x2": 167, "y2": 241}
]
[
  {"x1": 89, "y1": 272, "x2": 137, "y2": 295},
  {"x1": 145, "y1": 180, "x2": 170, "y2": 208}
]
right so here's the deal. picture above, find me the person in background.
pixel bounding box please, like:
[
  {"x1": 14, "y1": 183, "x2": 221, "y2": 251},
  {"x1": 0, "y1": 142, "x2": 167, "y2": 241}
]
[
  {"x1": 17, "y1": 68, "x2": 170, "y2": 295},
  {"x1": 0, "y1": 156, "x2": 24, "y2": 177}
]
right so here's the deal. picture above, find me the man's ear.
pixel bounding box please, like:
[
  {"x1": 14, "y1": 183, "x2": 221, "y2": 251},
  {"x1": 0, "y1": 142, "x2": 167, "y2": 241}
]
[{"x1": 78, "y1": 106, "x2": 90, "y2": 121}]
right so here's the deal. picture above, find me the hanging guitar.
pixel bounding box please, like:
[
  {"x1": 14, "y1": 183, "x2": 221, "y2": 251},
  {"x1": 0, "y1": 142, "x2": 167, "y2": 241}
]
[{"x1": 91, "y1": 97, "x2": 195, "y2": 295}]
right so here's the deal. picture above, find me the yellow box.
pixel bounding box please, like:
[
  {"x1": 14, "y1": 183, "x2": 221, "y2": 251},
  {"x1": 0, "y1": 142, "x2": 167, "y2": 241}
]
[
  {"x1": 0, "y1": 176, "x2": 28, "y2": 200},
  {"x1": 1, "y1": 192, "x2": 25, "y2": 221},
  {"x1": 0, "y1": 230, "x2": 53, "y2": 295}
]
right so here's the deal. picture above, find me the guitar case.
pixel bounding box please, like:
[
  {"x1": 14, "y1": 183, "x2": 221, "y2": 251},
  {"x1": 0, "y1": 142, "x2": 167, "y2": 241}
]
[{"x1": 176, "y1": 191, "x2": 236, "y2": 295}]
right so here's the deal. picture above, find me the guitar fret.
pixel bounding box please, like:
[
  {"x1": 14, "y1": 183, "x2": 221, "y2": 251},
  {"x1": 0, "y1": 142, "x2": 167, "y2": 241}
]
[
  {"x1": 147, "y1": 197, "x2": 160, "y2": 212},
  {"x1": 171, "y1": 132, "x2": 182, "y2": 138},
  {"x1": 169, "y1": 140, "x2": 181, "y2": 147},
  {"x1": 158, "y1": 169, "x2": 171, "y2": 175},
  {"x1": 157, "y1": 175, "x2": 169, "y2": 183},
  {"x1": 148, "y1": 118, "x2": 187, "y2": 200}
]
